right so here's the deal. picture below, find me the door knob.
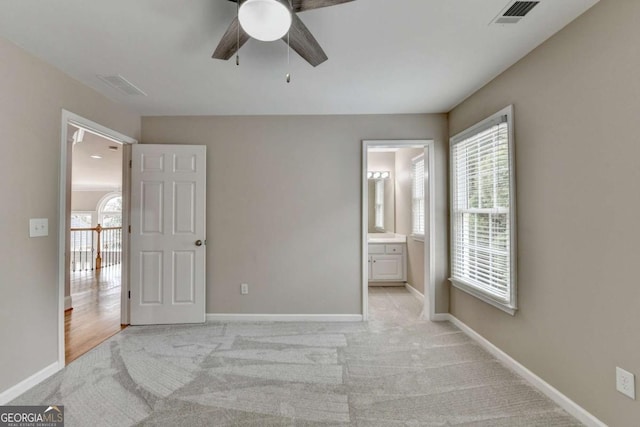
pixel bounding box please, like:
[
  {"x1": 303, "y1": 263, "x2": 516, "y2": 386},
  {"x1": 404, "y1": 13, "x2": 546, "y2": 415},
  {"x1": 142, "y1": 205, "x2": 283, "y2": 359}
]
[{"x1": 195, "y1": 240, "x2": 203, "y2": 247}]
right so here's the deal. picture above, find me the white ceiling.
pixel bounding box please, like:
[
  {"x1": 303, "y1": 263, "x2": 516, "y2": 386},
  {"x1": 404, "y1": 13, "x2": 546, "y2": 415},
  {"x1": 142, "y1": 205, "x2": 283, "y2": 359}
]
[
  {"x1": 0, "y1": 0, "x2": 598, "y2": 115},
  {"x1": 71, "y1": 129, "x2": 123, "y2": 191}
]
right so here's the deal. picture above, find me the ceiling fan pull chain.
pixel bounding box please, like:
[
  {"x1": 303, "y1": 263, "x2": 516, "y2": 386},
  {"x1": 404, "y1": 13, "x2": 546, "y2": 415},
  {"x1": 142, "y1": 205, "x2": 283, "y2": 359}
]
[
  {"x1": 286, "y1": 0, "x2": 292, "y2": 83},
  {"x1": 236, "y1": 0, "x2": 240, "y2": 66},
  {"x1": 286, "y1": 32, "x2": 291, "y2": 83}
]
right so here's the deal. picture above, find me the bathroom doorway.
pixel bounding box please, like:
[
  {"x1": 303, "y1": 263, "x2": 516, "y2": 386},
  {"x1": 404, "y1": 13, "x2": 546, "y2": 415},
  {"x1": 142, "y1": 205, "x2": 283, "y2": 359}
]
[{"x1": 362, "y1": 140, "x2": 436, "y2": 321}]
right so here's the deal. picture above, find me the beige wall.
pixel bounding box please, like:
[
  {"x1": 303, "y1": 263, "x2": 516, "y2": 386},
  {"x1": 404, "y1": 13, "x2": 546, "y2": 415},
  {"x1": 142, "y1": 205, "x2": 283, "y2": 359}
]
[
  {"x1": 0, "y1": 37, "x2": 140, "y2": 394},
  {"x1": 142, "y1": 114, "x2": 449, "y2": 315},
  {"x1": 448, "y1": 0, "x2": 639, "y2": 425},
  {"x1": 367, "y1": 152, "x2": 395, "y2": 233},
  {"x1": 71, "y1": 191, "x2": 112, "y2": 212},
  {"x1": 395, "y1": 148, "x2": 425, "y2": 294},
  {"x1": 367, "y1": 181, "x2": 376, "y2": 233}
]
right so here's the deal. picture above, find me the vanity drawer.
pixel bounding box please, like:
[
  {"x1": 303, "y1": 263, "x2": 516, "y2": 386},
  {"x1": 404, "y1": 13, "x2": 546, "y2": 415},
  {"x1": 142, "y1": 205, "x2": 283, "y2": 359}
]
[
  {"x1": 368, "y1": 244, "x2": 385, "y2": 254},
  {"x1": 385, "y1": 244, "x2": 404, "y2": 254}
]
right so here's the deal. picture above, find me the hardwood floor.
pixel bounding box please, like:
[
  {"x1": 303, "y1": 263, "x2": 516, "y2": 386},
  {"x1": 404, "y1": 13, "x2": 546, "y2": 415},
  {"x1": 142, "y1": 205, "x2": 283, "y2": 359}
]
[{"x1": 65, "y1": 265, "x2": 125, "y2": 364}]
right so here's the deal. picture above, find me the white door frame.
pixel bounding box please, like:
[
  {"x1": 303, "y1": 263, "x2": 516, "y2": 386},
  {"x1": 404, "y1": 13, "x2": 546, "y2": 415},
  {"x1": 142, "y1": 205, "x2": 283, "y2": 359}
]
[
  {"x1": 58, "y1": 110, "x2": 137, "y2": 366},
  {"x1": 362, "y1": 140, "x2": 436, "y2": 321}
]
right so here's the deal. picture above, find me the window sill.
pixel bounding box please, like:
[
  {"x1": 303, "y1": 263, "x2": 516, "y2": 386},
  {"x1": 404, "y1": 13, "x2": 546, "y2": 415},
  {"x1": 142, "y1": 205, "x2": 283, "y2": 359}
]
[
  {"x1": 449, "y1": 278, "x2": 517, "y2": 316},
  {"x1": 411, "y1": 234, "x2": 424, "y2": 242}
]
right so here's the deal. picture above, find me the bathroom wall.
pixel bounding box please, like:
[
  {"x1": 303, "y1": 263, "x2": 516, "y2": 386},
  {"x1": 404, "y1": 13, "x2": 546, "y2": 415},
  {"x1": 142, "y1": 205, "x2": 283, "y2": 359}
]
[
  {"x1": 395, "y1": 147, "x2": 425, "y2": 294},
  {"x1": 367, "y1": 152, "x2": 395, "y2": 233}
]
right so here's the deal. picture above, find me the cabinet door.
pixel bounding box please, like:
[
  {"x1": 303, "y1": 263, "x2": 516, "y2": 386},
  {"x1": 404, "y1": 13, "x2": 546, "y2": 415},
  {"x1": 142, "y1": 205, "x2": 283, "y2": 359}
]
[
  {"x1": 371, "y1": 255, "x2": 403, "y2": 281},
  {"x1": 368, "y1": 256, "x2": 372, "y2": 280}
]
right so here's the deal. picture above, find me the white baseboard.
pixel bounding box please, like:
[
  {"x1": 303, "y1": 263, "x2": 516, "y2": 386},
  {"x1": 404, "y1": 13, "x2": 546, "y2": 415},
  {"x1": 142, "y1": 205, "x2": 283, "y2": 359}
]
[
  {"x1": 206, "y1": 314, "x2": 363, "y2": 322},
  {"x1": 445, "y1": 314, "x2": 606, "y2": 427},
  {"x1": 430, "y1": 313, "x2": 451, "y2": 322},
  {"x1": 0, "y1": 362, "x2": 61, "y2": 405},
  {"x1": 64, "y1": 296, "x2": 73, "y2": 311},
  {"x1": 404, "y1": 283, "x2": 424, "y2": 301}
]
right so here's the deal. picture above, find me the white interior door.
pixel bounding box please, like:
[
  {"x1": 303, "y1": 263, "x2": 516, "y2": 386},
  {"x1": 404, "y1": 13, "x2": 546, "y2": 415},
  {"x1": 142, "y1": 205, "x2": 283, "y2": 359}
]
[{"x1": 130, "y1": 144, "x2": 206, "y2": 325}]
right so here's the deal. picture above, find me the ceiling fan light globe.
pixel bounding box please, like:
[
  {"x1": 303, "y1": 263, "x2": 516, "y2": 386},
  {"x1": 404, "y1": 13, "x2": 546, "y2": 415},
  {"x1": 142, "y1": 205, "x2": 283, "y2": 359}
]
[{"x1": 238, "y1": 0, "x2": 292, "y2": 42}]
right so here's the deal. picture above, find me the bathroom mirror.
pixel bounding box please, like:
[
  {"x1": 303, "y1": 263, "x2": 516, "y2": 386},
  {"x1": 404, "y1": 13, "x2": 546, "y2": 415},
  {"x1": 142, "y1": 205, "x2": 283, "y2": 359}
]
[{"x1": 367, "y1": 152, "x2": 396, "y2": 233}]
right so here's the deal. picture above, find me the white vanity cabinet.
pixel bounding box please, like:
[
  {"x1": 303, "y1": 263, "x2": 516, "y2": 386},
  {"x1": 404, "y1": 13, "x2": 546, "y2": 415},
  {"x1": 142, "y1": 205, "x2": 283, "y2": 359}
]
[{"x1": 367, "y1": 243, "x2": 406, "y2": 282}]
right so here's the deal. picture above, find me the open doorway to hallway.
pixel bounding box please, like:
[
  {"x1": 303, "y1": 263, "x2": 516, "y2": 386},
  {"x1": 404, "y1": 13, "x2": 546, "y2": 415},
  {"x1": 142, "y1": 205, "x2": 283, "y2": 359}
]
[
  {"x1": 65, "y1": 123, "x2": 124, "y2": 362},
  {"x1": 58, "y1": 111, "x2": 138, "y2": 364}
]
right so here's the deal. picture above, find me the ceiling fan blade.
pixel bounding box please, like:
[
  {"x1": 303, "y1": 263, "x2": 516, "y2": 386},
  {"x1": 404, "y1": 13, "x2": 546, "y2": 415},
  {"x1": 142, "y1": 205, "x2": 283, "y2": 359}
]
[
  {"x1": 283, "y1": 14, "x2": 328, "y2": 67},
  {"x1": 227, "y1": 0, "x2": 355, "y2": 13},
  {"x1": 291, "y1": 0, "x2": 355, "y2": 12},
  {"x1": 212, "y1": 17, "x2": 250, "y2": 60}
]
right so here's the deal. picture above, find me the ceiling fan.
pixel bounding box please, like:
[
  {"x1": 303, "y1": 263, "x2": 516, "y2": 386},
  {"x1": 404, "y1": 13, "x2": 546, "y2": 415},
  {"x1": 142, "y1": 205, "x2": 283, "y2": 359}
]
[{"x1": 212, "y1": 0, "x2": 355, "y2": 67}]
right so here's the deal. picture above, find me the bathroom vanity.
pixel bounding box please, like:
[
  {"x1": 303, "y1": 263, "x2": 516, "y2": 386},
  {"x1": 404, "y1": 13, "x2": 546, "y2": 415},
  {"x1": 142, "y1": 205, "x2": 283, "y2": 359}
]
[{"x1": 367, "y1": 233, "x2": 407, "y2": 282}]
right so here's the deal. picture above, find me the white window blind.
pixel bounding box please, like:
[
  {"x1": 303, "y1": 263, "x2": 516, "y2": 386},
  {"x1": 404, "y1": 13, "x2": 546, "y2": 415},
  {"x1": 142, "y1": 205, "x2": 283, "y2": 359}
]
[
  {"x1": 411, "y1": 155, "x2": 425, "y2": 237},
  {"x1": 374, "y1": 179, "x2": 384, "y2": 229},
  {"x1": 450, "y1": 107, "x2": 516, "y2": 313}
]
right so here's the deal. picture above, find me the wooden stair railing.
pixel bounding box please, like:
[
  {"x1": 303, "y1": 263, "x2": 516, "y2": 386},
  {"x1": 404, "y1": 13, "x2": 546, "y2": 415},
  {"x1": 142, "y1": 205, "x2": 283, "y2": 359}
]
[{"x1": 70, "y1": 225, "x2": 122, "y2": 272}]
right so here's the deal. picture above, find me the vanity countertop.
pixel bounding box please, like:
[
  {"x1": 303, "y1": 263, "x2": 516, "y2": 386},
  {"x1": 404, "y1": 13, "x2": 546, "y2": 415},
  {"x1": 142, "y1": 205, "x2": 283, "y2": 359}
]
[{"x1": 367, "y1": 233, "x2": 407, "y2": 244}]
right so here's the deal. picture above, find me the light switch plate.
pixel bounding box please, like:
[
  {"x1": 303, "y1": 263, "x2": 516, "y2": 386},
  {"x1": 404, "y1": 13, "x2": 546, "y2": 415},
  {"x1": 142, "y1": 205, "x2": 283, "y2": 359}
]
[
  {"x1": 616, "y1": 367, "x2": 636, "y2": 400},
  {"x1": 29, "y1": 218, "x2": 48, "y2": 237}
]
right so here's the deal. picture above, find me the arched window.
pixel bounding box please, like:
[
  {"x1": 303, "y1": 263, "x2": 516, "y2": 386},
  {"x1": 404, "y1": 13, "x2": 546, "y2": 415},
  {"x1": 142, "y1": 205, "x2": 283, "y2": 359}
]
[{"x1": 98, "y1": 193, "x2": 122, "y2": 227}]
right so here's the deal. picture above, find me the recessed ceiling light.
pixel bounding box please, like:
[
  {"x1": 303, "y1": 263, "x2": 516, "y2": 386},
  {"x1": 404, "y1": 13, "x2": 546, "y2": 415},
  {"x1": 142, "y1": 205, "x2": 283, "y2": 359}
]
[{"x1": 90, "y1": 155, "x2": 102, "y2": 159}]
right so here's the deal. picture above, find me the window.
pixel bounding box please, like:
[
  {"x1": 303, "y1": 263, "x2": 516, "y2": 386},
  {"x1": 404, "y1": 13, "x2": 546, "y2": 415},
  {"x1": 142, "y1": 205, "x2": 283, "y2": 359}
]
[
  {"x1": 70, "y1": 212, "x2": 92, "y2": 228},
  {"x1": 450, "y1": 105, "x2": 517, "y2": 314},
  {"x1": 374, "y1": 179, "x2": 384, "y2": 230},
  {"x1": 411, "y1": 154, "x2": 425, "y2": 238},
  {"x1": 99, "y1": 194, "x2": 122, "y2": 227}
]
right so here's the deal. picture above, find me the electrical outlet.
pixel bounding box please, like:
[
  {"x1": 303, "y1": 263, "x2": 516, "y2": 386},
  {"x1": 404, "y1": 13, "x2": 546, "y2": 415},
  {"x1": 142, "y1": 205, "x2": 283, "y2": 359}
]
[
  {"x1": 616, "y1": 367, "x2": 636, "y2": 400},
  {"x1": 240, "y1": 283, "x2": 249, "y2": 295}
]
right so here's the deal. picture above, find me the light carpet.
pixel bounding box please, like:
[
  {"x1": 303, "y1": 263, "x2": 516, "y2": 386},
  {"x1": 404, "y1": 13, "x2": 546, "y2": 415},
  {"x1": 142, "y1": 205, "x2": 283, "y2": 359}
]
[{"x1": 11, "y1": 287, "x2": 582, "y2": 426}]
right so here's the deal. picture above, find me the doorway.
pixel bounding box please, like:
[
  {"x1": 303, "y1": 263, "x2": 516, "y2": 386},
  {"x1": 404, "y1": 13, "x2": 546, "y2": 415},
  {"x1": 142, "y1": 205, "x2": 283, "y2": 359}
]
[
  {"x1": 58, "y1": 110, "x2": 137, "y2": 365},
  {"x1": 362, "y1": 140, "x2": 436, "y2": 321}
]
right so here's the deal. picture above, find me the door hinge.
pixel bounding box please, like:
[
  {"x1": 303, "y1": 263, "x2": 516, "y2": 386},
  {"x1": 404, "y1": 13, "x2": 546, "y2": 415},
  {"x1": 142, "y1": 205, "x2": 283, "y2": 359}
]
[
  {"x1": 128, "y1": 291, "x2": 131, "y2": 299},
  {"x1": 128, "y1": 225, "x2": 131, "y2": 233},
  {"x1": 129, "y1": 159, "x2": 132, "y2": 168}
]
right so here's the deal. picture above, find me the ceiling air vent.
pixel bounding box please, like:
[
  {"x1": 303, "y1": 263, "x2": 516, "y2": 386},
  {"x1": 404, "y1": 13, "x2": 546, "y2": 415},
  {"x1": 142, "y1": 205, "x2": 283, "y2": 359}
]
[
  {"x1": 97, "y1": 74, "x2": 147, "y2": 96},
  {"x1": 493, "y1": 1, "x2": 540, "y2": 24}
]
